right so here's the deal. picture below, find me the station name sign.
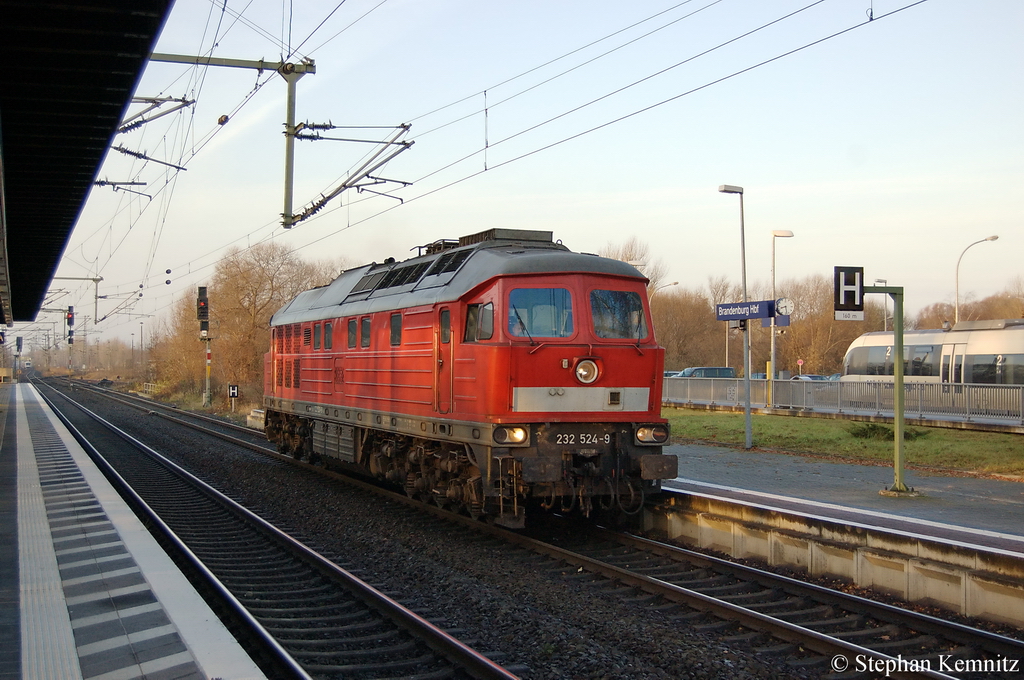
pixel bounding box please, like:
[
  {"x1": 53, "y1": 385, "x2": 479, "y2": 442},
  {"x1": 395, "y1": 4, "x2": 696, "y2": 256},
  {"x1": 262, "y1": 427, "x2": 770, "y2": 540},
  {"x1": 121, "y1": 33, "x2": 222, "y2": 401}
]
[{"x1": 716, "y1": 300, "x2": 775, "y2": 321}]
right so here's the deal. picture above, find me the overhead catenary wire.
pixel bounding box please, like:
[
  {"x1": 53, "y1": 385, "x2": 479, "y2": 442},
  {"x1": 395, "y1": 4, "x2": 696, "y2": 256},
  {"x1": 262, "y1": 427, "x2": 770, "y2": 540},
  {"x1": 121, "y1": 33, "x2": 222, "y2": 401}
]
[{"x1": 57, "y1": 0, "x2": 933, "y2": 343}]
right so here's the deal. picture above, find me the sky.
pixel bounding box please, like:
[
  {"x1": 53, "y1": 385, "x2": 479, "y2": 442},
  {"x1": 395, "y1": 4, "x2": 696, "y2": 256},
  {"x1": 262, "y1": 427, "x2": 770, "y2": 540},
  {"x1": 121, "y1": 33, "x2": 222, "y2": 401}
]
[{"x1": 36, "y1": 0, "x2": 1024, "y2": 346}]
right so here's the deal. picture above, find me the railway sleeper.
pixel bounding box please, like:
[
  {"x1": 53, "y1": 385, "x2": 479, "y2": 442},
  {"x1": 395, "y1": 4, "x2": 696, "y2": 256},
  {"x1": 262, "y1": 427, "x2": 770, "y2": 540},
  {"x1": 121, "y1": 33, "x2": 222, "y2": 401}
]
[
  {"x1": 862, "y1": 633, "x2": 939, "y2": 652},
  {"x1": 283, "y1": 629, "x2": 403, "y2": 648}
]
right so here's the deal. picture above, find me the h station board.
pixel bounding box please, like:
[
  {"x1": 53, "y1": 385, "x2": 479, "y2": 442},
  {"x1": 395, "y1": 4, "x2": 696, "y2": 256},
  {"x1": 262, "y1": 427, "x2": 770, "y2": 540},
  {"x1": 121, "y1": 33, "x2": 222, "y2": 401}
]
[{"x1": 834, "y1": 266, "x2": 865, "y2": 321}]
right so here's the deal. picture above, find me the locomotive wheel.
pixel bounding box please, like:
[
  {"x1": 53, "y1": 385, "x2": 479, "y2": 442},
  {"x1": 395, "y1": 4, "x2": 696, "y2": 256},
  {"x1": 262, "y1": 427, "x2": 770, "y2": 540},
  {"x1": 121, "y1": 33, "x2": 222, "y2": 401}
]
[{"x1": 404, "y1": 472, "x2": 419, "y2": 499}]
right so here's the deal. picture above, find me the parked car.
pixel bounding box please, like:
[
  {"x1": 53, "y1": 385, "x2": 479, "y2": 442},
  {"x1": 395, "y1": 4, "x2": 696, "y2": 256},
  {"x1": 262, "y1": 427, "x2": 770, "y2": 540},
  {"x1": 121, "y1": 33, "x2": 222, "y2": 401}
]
[
  {"x1": 792, "y1": 374, "x2": 827, "y2": 381},
  {"x1": 676, "y1": 366, "x2": 736, "y2": 378}
]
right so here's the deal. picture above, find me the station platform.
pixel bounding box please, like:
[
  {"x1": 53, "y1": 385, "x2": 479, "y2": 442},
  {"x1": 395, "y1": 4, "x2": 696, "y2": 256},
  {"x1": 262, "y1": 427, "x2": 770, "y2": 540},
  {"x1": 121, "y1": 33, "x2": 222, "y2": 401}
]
[
  {"x1": 664, "y1": 441, "x2": 1024, "y2": 556},
  {"x1": 0, "y1": 384, "x2": 267, "y2": 680}
]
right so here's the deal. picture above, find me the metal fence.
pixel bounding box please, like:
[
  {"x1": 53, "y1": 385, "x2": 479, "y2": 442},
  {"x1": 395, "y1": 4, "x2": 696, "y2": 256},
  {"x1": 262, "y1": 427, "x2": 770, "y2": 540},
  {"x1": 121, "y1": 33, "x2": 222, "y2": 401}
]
[{"x1": 663, "y1": 377, "x2": 1024, "y2": 425}]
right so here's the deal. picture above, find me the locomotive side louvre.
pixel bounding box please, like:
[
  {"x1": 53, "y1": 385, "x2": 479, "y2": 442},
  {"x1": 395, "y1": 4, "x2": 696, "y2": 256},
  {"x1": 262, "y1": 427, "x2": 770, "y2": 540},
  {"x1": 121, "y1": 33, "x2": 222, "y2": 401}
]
[{"x1": 264, "y1": 229, "x2": 675, "y2": 526}]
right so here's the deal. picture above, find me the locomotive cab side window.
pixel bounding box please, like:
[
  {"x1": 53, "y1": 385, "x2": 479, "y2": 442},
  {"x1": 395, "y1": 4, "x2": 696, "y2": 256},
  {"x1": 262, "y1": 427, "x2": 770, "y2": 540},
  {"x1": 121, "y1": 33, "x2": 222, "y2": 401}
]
[
  {"x1": 348, "y1": 319, "x2": 357, "y2": 348},
  {"x1": 590, "y1": 290, "x2": 648, "y2": 340},
  {"x1": 324, "y1": 322, "x2": 333, "y2": 350},
  {"x1": 507, "y1": 288, "x2": 573, "y2": 338},
  {"x1": 313, "y1": 323, "x2": 322, "y2": 350},
  {"x1": 360, "y1": 317, "x2": 371, "y2": 348},
  {"x1": 440, "y1": 309, "x2": 451, "y2": 343},
  {"x1": 390, "y1": 313, "x2": 402, "y2": 346},
  {"x1": 464, "y1": 302, "x2": 494, "y2": 342}
]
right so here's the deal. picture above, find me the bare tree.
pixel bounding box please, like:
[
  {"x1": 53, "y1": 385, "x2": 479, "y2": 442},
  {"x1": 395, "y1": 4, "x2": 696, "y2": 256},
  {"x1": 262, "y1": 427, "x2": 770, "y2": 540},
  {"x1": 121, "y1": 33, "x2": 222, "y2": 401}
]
[
  {"x1": 148, "y1": 242, "x2": 346, "y2": 402},
  {"x1": 651, "y1": 288, "x2": 718, "y2": 371},
  {"x1": 599, "y1": 236, "x2": 668, "y2": 293}
]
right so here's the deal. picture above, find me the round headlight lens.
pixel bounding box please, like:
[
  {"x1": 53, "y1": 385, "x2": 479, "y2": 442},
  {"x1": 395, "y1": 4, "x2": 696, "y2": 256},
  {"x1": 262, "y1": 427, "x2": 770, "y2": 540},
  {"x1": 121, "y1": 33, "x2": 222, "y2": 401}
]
[
  {"x1": 494, "y1": 426, "x2": 528, "y2": 444},
  {"x1": 636, "y1": 425, "x2": 669, "y2": 444},
  {"x1": 575, "y1": 359, "x2": 599, "y2": 384}
]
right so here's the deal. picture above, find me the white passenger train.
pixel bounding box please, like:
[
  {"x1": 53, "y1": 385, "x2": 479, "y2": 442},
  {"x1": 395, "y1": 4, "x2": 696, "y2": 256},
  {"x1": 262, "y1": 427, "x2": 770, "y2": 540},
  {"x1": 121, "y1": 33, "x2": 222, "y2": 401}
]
[{"x1": 842, "y1": 319, "x2": 1024, "y2": 386}]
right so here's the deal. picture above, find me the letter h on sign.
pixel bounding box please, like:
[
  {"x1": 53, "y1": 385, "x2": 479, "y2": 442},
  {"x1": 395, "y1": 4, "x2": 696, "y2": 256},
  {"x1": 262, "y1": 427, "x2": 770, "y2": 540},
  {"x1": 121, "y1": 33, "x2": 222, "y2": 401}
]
[{"x1": 833, "y1": 267, "x2": 864, "y2": 312}]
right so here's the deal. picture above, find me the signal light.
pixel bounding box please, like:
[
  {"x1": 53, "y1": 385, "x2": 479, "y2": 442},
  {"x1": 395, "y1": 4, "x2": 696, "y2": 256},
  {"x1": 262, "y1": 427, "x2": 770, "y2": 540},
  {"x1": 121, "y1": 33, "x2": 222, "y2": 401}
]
[
  {"x1": 197, "y1": 286, "x2": 209, "y2": 321},
  {"x1": 68, "y1": 330, "x2": 75, "y2": 345},
  {"x1": 66, "y1": 306, "x2": 75, "y2": 327}
]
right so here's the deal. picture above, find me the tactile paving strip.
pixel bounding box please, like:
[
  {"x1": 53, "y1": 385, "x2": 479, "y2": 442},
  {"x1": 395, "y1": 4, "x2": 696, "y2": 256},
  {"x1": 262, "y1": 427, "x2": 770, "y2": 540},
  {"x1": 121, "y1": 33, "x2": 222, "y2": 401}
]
[{"x1": 21, "y1": 396, "x2": 203, "y2": 680}]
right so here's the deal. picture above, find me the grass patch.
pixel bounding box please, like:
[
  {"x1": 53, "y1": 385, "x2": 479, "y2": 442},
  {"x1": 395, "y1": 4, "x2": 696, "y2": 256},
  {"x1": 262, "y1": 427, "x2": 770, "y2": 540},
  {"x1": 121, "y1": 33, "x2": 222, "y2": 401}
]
[
  {"x1": 847, "y1": 422, "x2": 929, "y2": 441},
  {"x1": 663, "y1": 407, "x2": 1024, "y2": 477}
]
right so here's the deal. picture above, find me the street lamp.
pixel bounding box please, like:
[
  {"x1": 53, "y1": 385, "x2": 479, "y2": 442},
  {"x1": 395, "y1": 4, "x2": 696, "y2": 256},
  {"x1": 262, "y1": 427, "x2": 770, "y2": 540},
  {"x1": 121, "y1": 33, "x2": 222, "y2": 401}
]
[
  {"x1": 770, "y1": 230, "x2": 794, "y2": 400},
  {"x1": 651, "y1": 281, "x2": 678, "y2": 295},
  {"x1": 874, "y1": 279, "x2": 888, "y2": 331},
  {"x1": 955, "y1": 235, "x2": 998, "y2": 324},
  {"x1": 719, "y1": 184, "x2": 752, "y2": 449}
]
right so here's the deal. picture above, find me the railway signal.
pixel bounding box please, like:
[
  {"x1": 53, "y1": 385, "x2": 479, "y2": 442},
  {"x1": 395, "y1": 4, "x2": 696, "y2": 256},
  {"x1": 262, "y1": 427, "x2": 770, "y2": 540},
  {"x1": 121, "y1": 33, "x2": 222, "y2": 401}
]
[
  {"x1": 66, "y1": 305, "x2": 75, "y2": 327},
  {"x1": 197, "y1": 287, "x2": 209, "y2": 321}
]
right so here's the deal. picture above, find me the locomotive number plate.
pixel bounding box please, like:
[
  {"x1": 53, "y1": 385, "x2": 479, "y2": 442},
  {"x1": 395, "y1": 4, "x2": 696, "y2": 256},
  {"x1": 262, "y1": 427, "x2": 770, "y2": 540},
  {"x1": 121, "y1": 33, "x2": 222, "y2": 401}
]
[
  {"x1": 543, "y1": 425, "x2": 614, "y2": 455},
  {"x1": 553, "y1": 432, "x2": 611, "y2": 446}
]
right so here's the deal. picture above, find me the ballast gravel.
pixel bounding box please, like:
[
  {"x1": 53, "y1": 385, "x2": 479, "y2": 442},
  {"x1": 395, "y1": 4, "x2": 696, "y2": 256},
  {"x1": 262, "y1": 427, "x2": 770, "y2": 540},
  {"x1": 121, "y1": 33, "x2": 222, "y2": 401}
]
[{"x1": 69, "y1": 389, "x2": 814, "y2": 680}]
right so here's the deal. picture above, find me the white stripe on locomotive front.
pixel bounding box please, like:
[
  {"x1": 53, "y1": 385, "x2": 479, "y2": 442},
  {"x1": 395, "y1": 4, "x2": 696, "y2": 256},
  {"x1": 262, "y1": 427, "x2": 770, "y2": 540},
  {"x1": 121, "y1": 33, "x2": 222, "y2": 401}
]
[{"x1": 512, "y1": 387, "x2": 649, "y2": 412}]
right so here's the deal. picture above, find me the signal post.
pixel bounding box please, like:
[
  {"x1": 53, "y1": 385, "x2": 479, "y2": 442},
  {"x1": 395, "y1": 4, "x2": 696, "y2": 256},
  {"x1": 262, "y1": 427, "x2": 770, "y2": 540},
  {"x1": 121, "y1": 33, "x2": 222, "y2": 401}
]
[
  {"x1": 66, "y1": 306, "x2": 75, "y2": 387},
  {"x1": 834, "y1": 267, "x2": 915, "y2": 496},
  {"x1": 197, "y1": 287, "x2": 211, "y2": 407}
]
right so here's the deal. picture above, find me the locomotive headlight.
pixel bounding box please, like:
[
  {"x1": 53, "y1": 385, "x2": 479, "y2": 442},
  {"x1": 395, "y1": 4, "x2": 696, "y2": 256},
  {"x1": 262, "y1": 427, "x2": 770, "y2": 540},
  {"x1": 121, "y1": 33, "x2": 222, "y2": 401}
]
[
  {"x1": 635, "y1": 424, "x2": 669, "y2": 444},
  {"x1": 574, "y1": 359, "x2": 600, "y2": 384},
  {"x1": 494, "y1": 426, "x2": 528, "y2": 444}
]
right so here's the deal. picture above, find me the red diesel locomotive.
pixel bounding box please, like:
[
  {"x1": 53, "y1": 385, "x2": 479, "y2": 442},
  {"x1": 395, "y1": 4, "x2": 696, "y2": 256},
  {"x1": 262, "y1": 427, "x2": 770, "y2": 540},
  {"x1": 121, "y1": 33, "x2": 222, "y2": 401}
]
[{"x1": 263, "y1": 228, "x2": 675, "y2": 527}]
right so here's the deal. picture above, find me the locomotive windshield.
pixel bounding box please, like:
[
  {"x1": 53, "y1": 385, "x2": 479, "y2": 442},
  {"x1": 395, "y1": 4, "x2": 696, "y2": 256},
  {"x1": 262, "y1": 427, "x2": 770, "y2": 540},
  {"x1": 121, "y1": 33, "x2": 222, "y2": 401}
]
[
  {"x1": 508, "y1": 288, "x2": 574, "y2": 338},
  {"x1": 590, "y1": 290, "x2": 648, "y2": 340}
]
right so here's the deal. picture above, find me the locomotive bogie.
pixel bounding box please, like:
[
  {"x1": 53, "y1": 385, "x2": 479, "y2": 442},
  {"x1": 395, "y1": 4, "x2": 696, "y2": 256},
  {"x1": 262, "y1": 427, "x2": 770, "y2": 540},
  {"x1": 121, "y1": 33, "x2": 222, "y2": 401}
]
[{"x1": 264, "y1": 396, "x2": 674, "y2": 526}]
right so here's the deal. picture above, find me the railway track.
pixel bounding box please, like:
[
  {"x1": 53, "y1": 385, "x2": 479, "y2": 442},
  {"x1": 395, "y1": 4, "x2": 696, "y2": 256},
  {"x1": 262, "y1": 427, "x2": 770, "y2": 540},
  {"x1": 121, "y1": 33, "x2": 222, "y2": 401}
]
[
  {"x1": 54, "y1": 379, "x2": 1024, "y2": 678},
  {"x1": 38, "y1": 381, "x2": 521, "y2": 680},
  {"x1": 517, "y1": 519, "x2": 1024, "y2": 679}
]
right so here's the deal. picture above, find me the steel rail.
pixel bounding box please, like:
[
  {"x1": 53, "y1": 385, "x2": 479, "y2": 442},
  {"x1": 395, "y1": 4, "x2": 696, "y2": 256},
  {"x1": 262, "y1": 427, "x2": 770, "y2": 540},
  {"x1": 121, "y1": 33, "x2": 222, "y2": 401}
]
[
  {"x1": 39, "y1": 381, "x2": 521, "y2": 680},
  {"x1": 63, "y1": 378, "x2": 1024, "y2": 678},
  {"x1": 36, "y1": 384, "x2": 312, "y2": 680}
]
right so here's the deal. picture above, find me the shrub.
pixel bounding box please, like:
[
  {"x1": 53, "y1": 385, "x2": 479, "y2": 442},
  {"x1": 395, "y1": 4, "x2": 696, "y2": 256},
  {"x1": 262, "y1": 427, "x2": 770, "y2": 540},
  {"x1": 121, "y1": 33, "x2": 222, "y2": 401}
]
[{"x1": 848, "y1": 422, "x2": 928, "y2": 441}]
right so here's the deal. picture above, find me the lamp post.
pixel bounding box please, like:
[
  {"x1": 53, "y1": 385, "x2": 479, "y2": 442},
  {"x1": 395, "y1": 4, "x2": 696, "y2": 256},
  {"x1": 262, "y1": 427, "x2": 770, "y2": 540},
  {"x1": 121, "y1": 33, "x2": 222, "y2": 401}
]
[
  {"x1": 874, "y1": 279, "x2": 888, "y2": 331},
  {"x1": 955, "y1": 235, "x2": 998, "y2": 324},
  {"x1": 719, "y1": 184, "x2": 752, "y2": 449},
  {"x1": 770, "y1": 230, "x2": 794, "y2": 403},
  {"x1": 650, "y1": 281, "x2": 678, "y2": 298}
]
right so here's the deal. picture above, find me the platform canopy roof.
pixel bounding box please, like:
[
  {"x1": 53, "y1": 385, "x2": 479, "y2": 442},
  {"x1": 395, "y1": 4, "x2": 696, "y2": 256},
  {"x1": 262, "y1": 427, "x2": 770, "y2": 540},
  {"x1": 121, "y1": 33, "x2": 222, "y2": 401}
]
[{"x1": 0, "y1": 0, "x2": 174, "y2": 325}]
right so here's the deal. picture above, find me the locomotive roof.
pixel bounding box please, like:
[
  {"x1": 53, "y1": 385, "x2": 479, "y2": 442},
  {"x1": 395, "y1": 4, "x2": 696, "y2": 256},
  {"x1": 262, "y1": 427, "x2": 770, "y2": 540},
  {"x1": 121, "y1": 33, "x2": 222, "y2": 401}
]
[{"x1": 270, "y1": 229, "x2": 647, "y2": 326}]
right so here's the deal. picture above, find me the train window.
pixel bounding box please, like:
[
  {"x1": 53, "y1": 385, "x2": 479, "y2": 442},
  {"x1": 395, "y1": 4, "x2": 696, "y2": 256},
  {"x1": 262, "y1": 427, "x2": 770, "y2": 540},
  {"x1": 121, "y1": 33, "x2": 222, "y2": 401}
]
[
  {"x1": 361, "y1": 317, "x2": 371, "y2": 348},
  {"x1": 313, "y1": 323, "x2": 322, "y2": 350},
  {"x1": 590, "y1": 290, "x2": 647, "y2": 340},
  {"x1": 907, "y1": 345, "x2": 936, "y2": 377},
  {"x1": 508, "y1": 288, "x2": 573, "y2": 338},
  {"x1": 390, "y1": 313, "x2": 402, "y2": 346},
  {"x1": 348, "y1": 319, "x2": 357, "y2": 348},
  {"x1": 440, "y1": 309, "x2": 450, "y2": 344},
  {"x1": 863, "y1": 346, "x2": 892, "y2": 375},
  {"x1": 324, "y1": 322, "x2": 333, "y2": 350},
  {"x1": 464, "y1": 302, "x2": 494, "y2": 341},
  {"x1": 967, "y1": 353, "x2": 1024, "y2": 384}
]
